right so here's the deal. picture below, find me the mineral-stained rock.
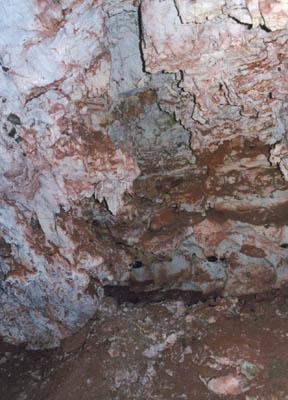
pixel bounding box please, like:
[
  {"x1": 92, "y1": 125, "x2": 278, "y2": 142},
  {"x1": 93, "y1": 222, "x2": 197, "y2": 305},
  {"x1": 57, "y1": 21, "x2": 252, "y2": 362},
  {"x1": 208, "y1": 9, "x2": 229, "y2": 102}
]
[
  {"x1": 174, "y1": 0, "x2": 226, "y2": 24},
  {"x1": 141, "y1": 0, "x2": 288, "y2": 153},
  {"x1": 2, "y1": 0, "x2": 288, "y2": 348},
  {"x1": 0, "y1": 0, "x2": 139, "y2": 348},
  {"x1": 258, "y1": 0, "x2": 288, "y2": 31}
]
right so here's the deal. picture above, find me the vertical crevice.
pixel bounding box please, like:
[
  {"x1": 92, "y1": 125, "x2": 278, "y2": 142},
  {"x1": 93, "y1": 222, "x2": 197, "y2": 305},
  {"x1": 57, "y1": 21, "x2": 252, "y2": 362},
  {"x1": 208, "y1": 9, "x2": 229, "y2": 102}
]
[{"x1": 137, "y1": 2, "x2": 147, "y2": 73}]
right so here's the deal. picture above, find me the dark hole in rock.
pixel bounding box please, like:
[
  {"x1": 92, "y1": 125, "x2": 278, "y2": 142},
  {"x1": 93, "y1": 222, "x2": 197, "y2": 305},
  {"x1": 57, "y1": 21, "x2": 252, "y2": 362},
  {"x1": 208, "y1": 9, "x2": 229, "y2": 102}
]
[
  {"x1": 15, "y1": 136, "x2": 23, "y2": 143},
  {"x1": 103, "y1": 285, "x2": 221, "y2": 306},
  {"x1": 30, "y1": 217, "x2": 41, "y2": 232},
  {"x1": 281, "y1": 243, "x2": 288, "y2": 249},
  {"x1": 206, "y1": 255, "x2": 218, "y2": 262},
  {"x1": 7, "y1": 113, "x2": 21, "y2": 125},
  {"x1": 131, "y1": 260, "x2": 143, "y2": 269},
  {"x1": 260, "y1": 24, "x2": 271, "y2": 33},
  {"x1": 0, "y1": 237, "x2": 12, "y2": 258},
  {"x1": 8, "y1": 127, "x2": 16, "y2": 138}
]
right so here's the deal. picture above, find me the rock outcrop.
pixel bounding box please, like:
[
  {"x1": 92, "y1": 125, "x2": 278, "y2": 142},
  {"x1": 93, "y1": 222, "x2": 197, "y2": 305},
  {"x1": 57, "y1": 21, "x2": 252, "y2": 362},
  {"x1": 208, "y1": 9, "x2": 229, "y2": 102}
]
[{"x1": 1, "y1": 0, "x2": 288, "y2": 348}]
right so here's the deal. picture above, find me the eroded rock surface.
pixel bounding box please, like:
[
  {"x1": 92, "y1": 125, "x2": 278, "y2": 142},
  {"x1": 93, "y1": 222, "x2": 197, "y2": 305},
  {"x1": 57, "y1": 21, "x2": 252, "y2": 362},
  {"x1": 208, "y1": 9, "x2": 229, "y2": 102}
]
[
  {"x1": 0, "y1": 0, "x2": 140, "y2": 348},
  {"x1": 1, "y1": 0, "x2": 288, "y2": 348}
]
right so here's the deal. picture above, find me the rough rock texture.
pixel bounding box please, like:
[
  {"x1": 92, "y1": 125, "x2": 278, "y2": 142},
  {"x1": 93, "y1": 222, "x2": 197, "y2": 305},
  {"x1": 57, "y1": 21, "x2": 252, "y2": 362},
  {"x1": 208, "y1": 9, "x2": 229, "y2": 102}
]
[
  {"x1": 1, "y1": 0, "x2": 288, "y2": 348},
  {"x1": 0, "y1": 0, "x2": 140, "y2": 348}
]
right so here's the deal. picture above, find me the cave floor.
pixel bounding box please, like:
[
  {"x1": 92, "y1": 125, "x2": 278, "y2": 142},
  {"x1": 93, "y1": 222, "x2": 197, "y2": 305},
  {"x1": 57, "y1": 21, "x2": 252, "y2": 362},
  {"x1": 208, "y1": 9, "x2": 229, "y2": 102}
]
[{"x1": 2, "y1": 292, "x2": 288, "y2": 400}]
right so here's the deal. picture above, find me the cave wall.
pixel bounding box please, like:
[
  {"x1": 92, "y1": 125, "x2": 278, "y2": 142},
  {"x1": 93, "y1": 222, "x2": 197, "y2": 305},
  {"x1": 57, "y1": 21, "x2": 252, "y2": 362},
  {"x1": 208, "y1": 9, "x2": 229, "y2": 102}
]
[{"x1": 1, "y1": 0, "x2": 288, "y2": 348}]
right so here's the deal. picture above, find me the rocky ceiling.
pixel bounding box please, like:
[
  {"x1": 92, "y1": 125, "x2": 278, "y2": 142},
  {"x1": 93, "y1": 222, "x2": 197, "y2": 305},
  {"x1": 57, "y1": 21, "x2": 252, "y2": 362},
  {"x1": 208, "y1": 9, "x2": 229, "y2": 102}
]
[{"x1": 1, "y1": 0, "x2": 288, "y2": 349}]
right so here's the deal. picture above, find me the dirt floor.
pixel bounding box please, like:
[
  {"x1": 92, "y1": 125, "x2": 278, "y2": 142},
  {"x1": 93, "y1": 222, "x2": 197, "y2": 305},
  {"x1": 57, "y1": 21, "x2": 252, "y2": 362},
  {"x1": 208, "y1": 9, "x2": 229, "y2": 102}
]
[{"x1": 2, "y1": 291, "x2": 288, "y2": 400}]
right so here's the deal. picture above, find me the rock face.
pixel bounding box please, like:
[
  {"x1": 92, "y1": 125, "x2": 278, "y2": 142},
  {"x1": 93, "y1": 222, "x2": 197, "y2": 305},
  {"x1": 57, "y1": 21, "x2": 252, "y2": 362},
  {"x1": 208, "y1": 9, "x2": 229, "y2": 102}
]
[
  {"x1": 1, "y1": 0, "x2": 288, "y2": 348},
  {"x1": 0, "y1": 0, "x2": 140, "y2": 348}
]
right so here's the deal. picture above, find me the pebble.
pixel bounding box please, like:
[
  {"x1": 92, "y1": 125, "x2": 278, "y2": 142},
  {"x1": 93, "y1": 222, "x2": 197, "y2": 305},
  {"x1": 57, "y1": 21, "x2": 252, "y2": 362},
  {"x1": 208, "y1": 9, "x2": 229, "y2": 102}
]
[
  {"x1": 241, "y1": 361, "x2": 260, "y2": 380},
  {"x1": 30, "y1": 371, "x2": 42, "y2": 381},
  {"x1": 185, "y1": 315, "x2": 193, "y2": 323},
  {"x1": 175, "y1": 301, "x2": 186, "y2": 316},
  {"x1": 0, "y1": 356, "x2": 7, "y2": 365},
  {"x1": 108, "y1": 347, "x2": 120, "y2": 357},
  {"x1": 207, "y1": 374, "x2": 249, "y2": 396},
  {"x1": 166, "y1": 333, "x2": 177, "y2": 345}
]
